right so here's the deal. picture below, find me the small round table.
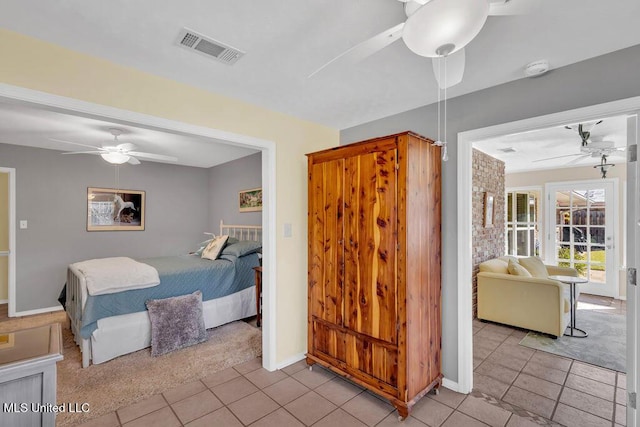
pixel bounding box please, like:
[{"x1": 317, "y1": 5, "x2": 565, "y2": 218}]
[{"x1": 549, "y1": 275, "x2": 589, "y2": 338}]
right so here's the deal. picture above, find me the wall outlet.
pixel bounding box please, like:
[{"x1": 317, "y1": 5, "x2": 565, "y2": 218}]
[{"x1": 19, "y1": 220, "x2": 28, "y2": 229}]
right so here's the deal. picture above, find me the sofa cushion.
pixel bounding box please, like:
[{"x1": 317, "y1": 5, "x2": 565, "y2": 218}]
[
  {"x1": 508, "y1": 259, "x2": 532, "y2": 277},
  {"x1": 519, "y1": 256, "x2": 549, "y2": 278},
  {"x1": 498, "y1": 256, "x2": 519, "y2": 265},
  {"x1": 479, "y1": 258, "x2": 509, "y2": 274}
]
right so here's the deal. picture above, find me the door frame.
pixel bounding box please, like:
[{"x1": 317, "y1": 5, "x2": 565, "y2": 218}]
[
  {"x1": 626, "y1": 113, "x2": 638, "y2": 427},
  {"x1": 544, "y1": 179, "x2": 619, "y2": 298},
  {"x1": 0, "y1": 167, "x2": 15, "y2": 313},
  {"x1": 0, "y1": 83, "x2": 279, "y2": 371},
  {"x1": 456, "y1": 96, "x2": 640, "y2": 399}
]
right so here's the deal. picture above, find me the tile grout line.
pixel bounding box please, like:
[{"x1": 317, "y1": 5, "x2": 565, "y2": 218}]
[
  {"x1": 549, "y1": 356, "x2": 573, "y2": 422},
  {"x1": 159, "y1": 392, "x2": 184, "y2": 426}
]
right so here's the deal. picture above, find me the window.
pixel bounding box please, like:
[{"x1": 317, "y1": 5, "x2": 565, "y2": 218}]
[{"x1": 506, "y1": 190, "x2": 541, "y2": 257}]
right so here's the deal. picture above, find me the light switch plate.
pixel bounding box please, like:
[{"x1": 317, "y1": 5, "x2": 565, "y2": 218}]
[{"x1": 283, "y1": 223, "x2": 292, "y2": 238}]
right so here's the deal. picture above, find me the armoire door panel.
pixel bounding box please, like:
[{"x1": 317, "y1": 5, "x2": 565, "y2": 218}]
[
  {"x1": 308, "y1": 159, "x2": 345, "y2": 326},
  {"x1": 345, "y1": 333, "x2": 399, "y2": 388},
  {"x1": 312, "y1": 319, "x2": 347, "y2": 363},
  {"x1": 344, "y1": 149, "x2": 398, "y2": 344}
]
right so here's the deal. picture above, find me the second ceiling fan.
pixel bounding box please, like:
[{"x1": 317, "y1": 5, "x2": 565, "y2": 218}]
[
  {"x1": 52, "y1": 128, "x2": 178, "y2": 165},
  {"x1": 310, "y1": 0, "x2": 540, "y2": 88}
]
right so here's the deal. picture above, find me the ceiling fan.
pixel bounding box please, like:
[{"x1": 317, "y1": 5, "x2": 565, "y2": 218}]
[
  {"x1": 309, "y1": 0, "x2": 541, "y2": 88},
  {"x1": 534, "y1": 119, "x2": 626, "y2": 166},
  {"x1": 534, "y1": 140, "x2": 626, "y2": 165},
  {"x1": 51, "y1": 128, "x2": 178, "y2": 165},
  {"x1": 564, "y1": 120, "x2": 603, "y2": 147}
]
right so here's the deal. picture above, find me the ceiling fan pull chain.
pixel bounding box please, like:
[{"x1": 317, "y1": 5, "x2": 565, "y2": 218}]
[
  {"x1": 437, "y1": 57, "x2": 441, "y2": 145},
  {"x1": 442, "y1": 55, "x2": 449, "y2": 162}
]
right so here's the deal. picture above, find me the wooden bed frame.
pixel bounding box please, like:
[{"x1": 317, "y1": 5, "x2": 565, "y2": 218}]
[{"x1": 66, "y1": 221, "x2": 262, "y2": 367}]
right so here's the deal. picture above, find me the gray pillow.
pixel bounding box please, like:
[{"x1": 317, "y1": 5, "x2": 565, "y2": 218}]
[
  {"x1": 222, "y1": 241, "x2": 262, "y2": 257},
  {"x1": 146, "y1": 291, "x2": 207, "y2": 357}
]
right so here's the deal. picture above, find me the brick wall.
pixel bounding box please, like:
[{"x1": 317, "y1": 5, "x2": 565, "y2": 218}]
[{"x1": 472, "y1": 149, "x2": 505, "y2": 318}]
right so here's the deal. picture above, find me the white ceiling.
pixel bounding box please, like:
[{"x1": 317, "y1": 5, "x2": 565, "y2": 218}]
[
  {"x1": 1, "y1": 0, "x2": 639, "y2": 130},
  {"x1": 1, "y1": 1, "x2": 638, "y2": 166},
  {"x1": 473, "y1": 115, "x2": 628, "y2": 173},
  {"x1": 0, "y1": 100, "x2": 258, "y2": 168}
]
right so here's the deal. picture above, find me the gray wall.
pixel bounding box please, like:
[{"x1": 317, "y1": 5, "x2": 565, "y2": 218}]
[
  {"x1": 341, "y1": 44, "x2": 640, "y2": 382},
  {"x1": 208, "y1": 152, "x2": 262, "y2": 229},
  {"x1": 0, "y1": 143, "x2": 211, "y2": 312}
]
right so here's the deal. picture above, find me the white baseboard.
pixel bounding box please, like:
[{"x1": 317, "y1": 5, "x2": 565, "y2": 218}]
[
  {"x1": 618, "y1": 295, "x2": 627, "y2": 301},
  {"x1": 442, "y1": 378, "x2": 465, "y2": 393},
  {"x1": 0, "y1": 299, "x2": 8, "y2": 305},
  {"x1": 12, "y1": 305, "x2": 63, "y2": 317},
  {"x1": 275, "y1": 352, "x2": 307, "y2": 370}
]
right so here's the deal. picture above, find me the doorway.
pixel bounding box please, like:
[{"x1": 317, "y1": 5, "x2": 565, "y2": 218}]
[
  {"x1": 0, "y1": 168, "x2": 15, "y2": 314},
  {"x1": 546, "y1": 180, "x2": 618, "y2": 297},
  {"x1": 457, "y1": 98, "x2": 640, "y2": 427},
  {"x1": 0, "y1": 85, "x2": 278, "y2": 371}
]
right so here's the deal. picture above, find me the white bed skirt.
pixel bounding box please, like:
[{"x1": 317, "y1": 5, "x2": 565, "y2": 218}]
[{"x1": 89, "y1": 286, "x2": 257, "y2": 365}]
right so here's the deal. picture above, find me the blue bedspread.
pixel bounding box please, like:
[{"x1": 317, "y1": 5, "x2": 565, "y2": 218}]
[{"x1": 79, "y1": 253, "x2": 259, "y2": 338}]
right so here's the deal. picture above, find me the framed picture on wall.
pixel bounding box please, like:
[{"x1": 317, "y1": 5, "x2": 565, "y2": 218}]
[
  {"x1": 239, "y1": 187, "x2": 262, "y2": 212},
  {"x1": 87, "y1": 187, "x2": 145, "y2": 231},
  {"x1": 484, "y1": 192, "x2": 495, "y2": 228}
]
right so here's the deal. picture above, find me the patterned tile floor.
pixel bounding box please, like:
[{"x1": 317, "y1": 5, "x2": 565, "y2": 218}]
[
  {"x1": 472, "y1": 294, "x2": 627, "y2": 427},
  {"x1": 0, "y1": 296, "x2": 630, "y2": 427}
]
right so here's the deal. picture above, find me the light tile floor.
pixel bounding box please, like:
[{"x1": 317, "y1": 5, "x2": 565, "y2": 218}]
[
  {"x1": 0, "y1": 296, "x2": 629, "y2": 427},
  {"x1": 472, "y1": 294, "x2": 627, "y2": 427}
]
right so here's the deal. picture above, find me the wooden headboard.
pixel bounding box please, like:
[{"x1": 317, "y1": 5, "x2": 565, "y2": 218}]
[{"x1": 219, "y1": 220, "x2": 262, "y2": 242}]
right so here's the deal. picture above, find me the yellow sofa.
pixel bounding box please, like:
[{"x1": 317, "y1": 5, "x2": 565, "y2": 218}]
[{"x1": 477, "y1": 256, "x2": 579, "y2": 338}]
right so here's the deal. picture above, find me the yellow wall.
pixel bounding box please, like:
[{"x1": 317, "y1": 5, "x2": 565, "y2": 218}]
[
  {"x1": 0, "y1": 172, "x2": 7, "y2": 301},
  {"x1": 507, "y1": 164, "x2": 627, "y2": 299},
  {"x1": 0, "y1": 29, "x2": 340, "y2": 362}
]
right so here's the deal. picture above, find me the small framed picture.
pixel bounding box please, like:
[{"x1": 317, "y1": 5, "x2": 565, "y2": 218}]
[
  {"x1": 239, "y1": 187, "x2": 262, "y2": 212},
  {"x1": 484, "y1": 192, "x2": 495, "y2": 228},
  {"x1": 87, "y1": 187, "x2": 145, "y2": 231}
]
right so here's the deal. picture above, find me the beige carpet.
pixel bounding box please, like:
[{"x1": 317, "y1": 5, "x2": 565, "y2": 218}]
[{"x1": 57, "y1": 321, "x2": 262, "y2": 426}]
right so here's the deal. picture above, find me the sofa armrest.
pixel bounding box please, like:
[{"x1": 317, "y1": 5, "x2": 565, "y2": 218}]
[{"x1": 545, "y1": 265, "x2": 578, "y2": 277}]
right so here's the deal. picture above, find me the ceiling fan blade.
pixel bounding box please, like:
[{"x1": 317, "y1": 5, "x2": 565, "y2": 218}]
[
  {"x1": 61, "y1": 150, "x2": 104, "y2": 155},
  {"x1": 431, "y1": 48, "x2": 465, "y2": 89},
  {"x1": 127, "y1": 156, "x2": 141, "y2": 165},
  {"x1": 49, "y1": 138, "x2": 105, "y2": 151},
  {"x1": 308, "y1": 22, "x2": 405, "y2": 78},
  {"x1": 127, "y1": 151, "x2": 177, "y2": 162},
  {"x1": 533, "y1": 153, "x2": 582, "y2": 163},
  {"x1": 489, "y1": 0, "x2": 540, "y2": 16},
  {"x1": 567, "y1": 154, "x2": 591, "y2": 165}
]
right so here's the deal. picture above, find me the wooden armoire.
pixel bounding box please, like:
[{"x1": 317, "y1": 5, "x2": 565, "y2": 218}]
[{"x1": 306, "y1": 131, "x2": 442, "y2": 419}]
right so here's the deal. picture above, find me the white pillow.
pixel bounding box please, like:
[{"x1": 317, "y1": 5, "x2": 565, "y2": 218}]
[{"x1": 201, "y1": 235, "x2": 229, "y2": 260}]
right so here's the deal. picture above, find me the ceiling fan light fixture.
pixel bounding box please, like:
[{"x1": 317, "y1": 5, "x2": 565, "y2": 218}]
[
  {"x1": 402, "y1": 0, "x2": 489, "y2": 57},
  {"x1": 594, "y1": 155, "x2": 615, "y2": 178},
  {"x1": 101, "y1": 152, "x2": 130, "y2": 165}
]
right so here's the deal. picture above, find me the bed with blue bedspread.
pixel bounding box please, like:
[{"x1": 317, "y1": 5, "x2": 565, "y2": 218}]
[{"x1": 65, "y1": 231, "x2": 262, "y2": 367}]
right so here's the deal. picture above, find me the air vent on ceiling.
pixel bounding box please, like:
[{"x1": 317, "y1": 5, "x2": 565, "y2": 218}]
[
  {"x1": 498, "y1": 147, "x2": 517, "y2": 153},
  {"x1": 176, "y1": 28, "x2": 245, "y2": 65}
]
